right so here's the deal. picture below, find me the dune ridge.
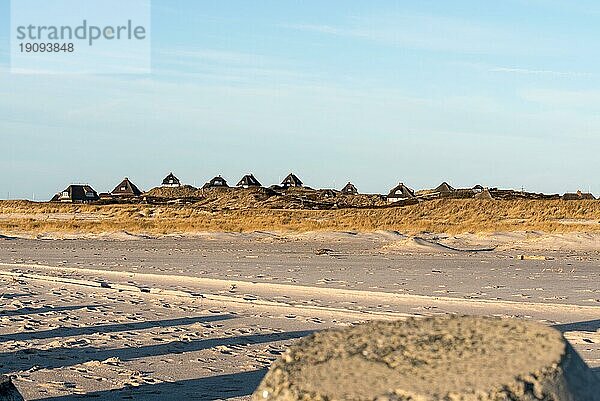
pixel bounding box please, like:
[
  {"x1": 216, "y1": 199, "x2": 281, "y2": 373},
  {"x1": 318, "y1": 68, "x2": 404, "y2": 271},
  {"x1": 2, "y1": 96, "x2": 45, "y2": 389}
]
[{"x1": 0, "y1": 199, "x2": 599, "y2": 235}]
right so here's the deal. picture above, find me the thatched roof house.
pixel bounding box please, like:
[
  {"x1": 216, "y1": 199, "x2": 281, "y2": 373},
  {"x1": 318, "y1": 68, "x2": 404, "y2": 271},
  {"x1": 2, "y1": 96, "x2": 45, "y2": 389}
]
[
  {"x1": 563, "y1": 190, "x2": 596, "y2": 200},
  {"x1": 387, "y1": 183, "x2": 415, "y2": 203},
  {"x1": 111, "y1": 177, "x2": 143, "y2": 197},
  {"x1": 203, "y1": 175, "x2": 229, "y2": 189},
  {"x1": 434, "y1": 182, "x2": 455, "y2": 194},
  {"x1": 341, "y1": 182, "x2": 358, "y2": 195},
  {"x1": 321, "y1": 189, "x2": 337, "y2": 198},
  {"x1": 51, "y1": 184, "x2": 99, "y2": 203},
  {"x1": 281, "y1": 173, "x2": 303, "y2": 188},
  {"x1": 237, "y1": 174, "x2": 261, "y2": 188},
  {"x1": 162, "y1": 173, "x2": 181, "y2": 188},
  {"x1": 474, "y1": 189, "x2": 494, "y2": 200}
]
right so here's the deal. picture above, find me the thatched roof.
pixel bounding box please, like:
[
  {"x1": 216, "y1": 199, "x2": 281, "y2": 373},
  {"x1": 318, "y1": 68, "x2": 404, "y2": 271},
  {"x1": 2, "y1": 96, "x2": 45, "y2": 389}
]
[
  {"x1": 237, "y1": 174, "x2": 261, "y2": 188},
  {"x1": 341, "y1": 182, "x2": 358, "y2": 195},
  {"x1": 434, "y1": 182, "x2": 455, "y2": 193},
  {"x1": 281, "y1": 173, "x2": 303, "y2": 187},
  {"x1": 321, "y1": 189, "x2": 337, "y2": 198},
  {"x1": 111, "y1": 178, "x2": 143, "y2": 197},
  {"x1": 387, "y1": 183, "x2": 415, "y2": 200},
  {"x1": 203, "y1": 175, "x2": 229, "y2": 189},
  {"x1": 563, "y1": 191, "x2": 596, "y2": 200},
  {"x1": 162, "y1": 173, "x2": 181, "y2": 187},
  {"x1": 474, "y1": 189, "x2": 494, "y2": 200},
  {"x1": 51, "y1": 184, "x2": 99, "y2": 203}
]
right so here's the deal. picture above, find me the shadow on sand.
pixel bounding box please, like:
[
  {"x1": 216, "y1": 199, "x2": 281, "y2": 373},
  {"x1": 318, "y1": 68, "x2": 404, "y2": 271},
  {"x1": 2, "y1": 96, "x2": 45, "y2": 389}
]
[
  {"x1": 0, "y1": 314, "x2": 235, "y2": 342},
  {"x1": 0, "y1": 293, "x2": 31, "y2": 300},
  {"x1": 0, "y1": 323, "x2": 312, "y2": 375},
  {"x1": 553, "y1": 319, "x2": 600, "y2": 333},
  {"x1": 0, "y1": 305, "x2": 97, "y2": 318},
  {"x1": 37, "y1": 369, "x2": 269, "y2": 401}
]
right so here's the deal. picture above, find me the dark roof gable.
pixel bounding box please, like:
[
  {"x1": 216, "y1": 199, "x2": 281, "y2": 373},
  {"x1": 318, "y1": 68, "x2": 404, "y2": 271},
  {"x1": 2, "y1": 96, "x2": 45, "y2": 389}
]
[
  {"x1": 203, "y1": 175, "x2": 229, "y2": 189},
  {"x1": 51, "y1": 184, "x2": 99, "y2": 203},
  {"x1": 111, "y1": 177, "x2": 143, "y2": 197},
  {"x1": 387, "y1": 183, "x2": 415, "y2": 199},
  {"x1": 434, "y1": 182, "x2": 455, "y2": 193},
  {"x1": 162, "y1": 173, "x2": 181, "y2": 186},
  {"x1": 237, "y1": 174, "x2": 261, "y2": 187},
  {"x1": 281, "y1": 173, "x2": 303, "y2": 187},
  {"x1": 341, "y1": 182, "x2": 358, "y2": 195}
]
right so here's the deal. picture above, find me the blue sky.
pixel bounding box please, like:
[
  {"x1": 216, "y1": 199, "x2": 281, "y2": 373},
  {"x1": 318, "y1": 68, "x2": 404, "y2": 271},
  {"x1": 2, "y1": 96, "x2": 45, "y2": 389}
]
[{"x1": 1, "y1": 0, "x2": 600, "y2": 199}]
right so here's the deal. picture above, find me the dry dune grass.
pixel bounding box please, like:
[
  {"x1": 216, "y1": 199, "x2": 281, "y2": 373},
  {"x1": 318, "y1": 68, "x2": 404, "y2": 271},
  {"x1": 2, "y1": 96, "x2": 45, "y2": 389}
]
[{"x1": 0, "y1": 199, "x2": 599, "y2": 235}]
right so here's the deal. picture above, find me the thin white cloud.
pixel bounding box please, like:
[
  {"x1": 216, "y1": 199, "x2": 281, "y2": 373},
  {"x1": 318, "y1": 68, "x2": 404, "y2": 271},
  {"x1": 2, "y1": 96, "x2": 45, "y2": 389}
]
[
  {"x1": 158, "y1": 48, "x2": 269, "y2": 66},
  {"x1": 520, "y1": 88, "x2": 600, "y2": 106},
  {"x1": 283, "y1": 14, "x2": 579, "y2": 57},
  {"x1": 490, "y1": 66, "x2": 593, "y2": 77},
  {"x1": 282, "y1": 23, "x2": 346, "y2": 36},
  {"x1": 153, "y1": 47, "x2": 319, "y2": 85}
]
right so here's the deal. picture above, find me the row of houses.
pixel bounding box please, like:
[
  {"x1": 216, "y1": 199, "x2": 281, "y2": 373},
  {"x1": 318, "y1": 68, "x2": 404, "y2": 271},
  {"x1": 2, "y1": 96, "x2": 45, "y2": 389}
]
[
  {"x1": 50, "y1": 173, "x2": 596, "y2": 203},
  {"x1": 161, "y1": 172, "x2": 315, "y2": 190},
  {"x1": 51, "y1": 173, "x2": 360, "y2": 203}
]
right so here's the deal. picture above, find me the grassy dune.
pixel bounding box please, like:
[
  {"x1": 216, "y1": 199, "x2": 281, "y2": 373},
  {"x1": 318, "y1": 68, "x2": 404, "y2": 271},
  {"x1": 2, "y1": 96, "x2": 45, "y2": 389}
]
[{"x1": 0, "y1": 199, "x2": 599, "y2": 235}]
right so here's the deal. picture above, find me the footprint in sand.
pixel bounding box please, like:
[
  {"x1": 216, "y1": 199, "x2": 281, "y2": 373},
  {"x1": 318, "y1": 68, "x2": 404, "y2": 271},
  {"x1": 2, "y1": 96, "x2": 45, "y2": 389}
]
[{"x1": 563, "y1": 331, "x2": 600, "y2": 345}]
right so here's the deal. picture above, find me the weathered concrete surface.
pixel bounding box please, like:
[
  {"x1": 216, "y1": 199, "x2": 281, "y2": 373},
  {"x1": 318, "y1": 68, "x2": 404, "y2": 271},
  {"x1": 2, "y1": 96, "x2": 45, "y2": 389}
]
[
  {"x1": 0, "y1": 376, "x2": 24, "y2": 401},
  {"x1": 253, "y1": 316, "x2": 600, "y2": 401}
]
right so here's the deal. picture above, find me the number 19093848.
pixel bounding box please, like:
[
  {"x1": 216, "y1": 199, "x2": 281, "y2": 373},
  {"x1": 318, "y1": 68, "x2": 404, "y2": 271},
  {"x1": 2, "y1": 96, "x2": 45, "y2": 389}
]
[{"x1": 19, "y1": 43, "x2": 74, "y2": 52}]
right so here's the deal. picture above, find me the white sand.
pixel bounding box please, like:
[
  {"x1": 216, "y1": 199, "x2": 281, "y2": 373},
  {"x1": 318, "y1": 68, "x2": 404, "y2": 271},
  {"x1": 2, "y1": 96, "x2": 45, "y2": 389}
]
[{"x1": 0, "y1": 232, "x2": 598, "y2": 400}]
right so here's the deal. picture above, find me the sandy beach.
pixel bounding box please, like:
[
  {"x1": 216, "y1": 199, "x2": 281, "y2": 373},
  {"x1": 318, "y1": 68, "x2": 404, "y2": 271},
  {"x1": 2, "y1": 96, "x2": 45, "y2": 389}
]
[
  {"x1": 0, "y1": 232, "x2": 598, "y2": 400},
  {"x1": 6, "y1": 0, "x2": 600, "y2": 398}
]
